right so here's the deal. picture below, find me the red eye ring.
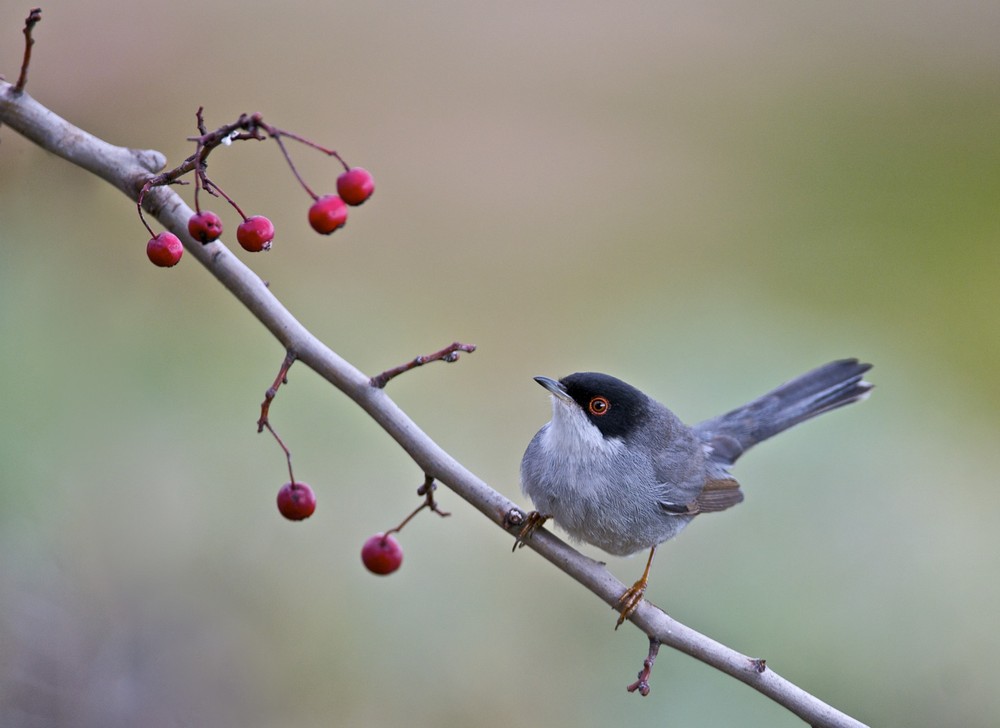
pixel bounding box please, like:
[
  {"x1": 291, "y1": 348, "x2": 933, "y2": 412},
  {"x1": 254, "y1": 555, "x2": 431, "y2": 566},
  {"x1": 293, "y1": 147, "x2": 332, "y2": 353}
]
[{"x1": 588, "y1": 396, "x2": 610, "y2": 416}]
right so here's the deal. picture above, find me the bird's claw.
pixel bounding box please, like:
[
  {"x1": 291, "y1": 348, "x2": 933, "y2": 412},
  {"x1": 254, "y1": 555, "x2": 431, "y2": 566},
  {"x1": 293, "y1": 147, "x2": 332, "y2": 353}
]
[
  {"x1": 615, "y1": 579, "x2": 647, "y2": 629},
  {"x1": 511, "y1": 510, "x2": 549, "y2": 551}
]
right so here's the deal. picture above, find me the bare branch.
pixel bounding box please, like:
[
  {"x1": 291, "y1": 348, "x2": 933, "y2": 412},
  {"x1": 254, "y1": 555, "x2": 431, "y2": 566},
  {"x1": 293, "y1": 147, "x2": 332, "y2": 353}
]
[{"x1": 0, "y1": 79, "x2": 868, "y2": 728}]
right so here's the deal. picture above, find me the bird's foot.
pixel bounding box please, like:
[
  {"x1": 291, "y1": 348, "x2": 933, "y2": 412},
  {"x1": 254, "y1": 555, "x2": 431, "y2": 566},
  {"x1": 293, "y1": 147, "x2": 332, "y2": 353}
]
[
  {"x1": 510, "y1": 510, "x2": 549, "y2": 551},
  {"x1": 615, "y1": 578, "x2": 647, "y2": 629}
]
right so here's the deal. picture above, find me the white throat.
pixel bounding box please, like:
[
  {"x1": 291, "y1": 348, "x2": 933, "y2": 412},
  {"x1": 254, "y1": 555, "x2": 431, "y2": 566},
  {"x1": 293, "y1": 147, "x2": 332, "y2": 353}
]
[{"x1": 541, "y1": 398, "x2": 623, "y2": 463}]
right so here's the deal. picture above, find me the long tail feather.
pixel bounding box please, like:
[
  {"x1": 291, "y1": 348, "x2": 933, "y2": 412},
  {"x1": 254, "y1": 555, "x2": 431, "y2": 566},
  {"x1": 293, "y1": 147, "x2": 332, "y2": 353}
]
[{"x1": 694, "y1": 359, "x2": 873, "y2": 465}]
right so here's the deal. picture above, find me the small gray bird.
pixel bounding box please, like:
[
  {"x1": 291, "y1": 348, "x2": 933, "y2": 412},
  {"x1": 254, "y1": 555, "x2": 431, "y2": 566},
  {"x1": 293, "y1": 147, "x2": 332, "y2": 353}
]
[{"x1": 518, "y1": 359, "x2": 873, "y2": 627}]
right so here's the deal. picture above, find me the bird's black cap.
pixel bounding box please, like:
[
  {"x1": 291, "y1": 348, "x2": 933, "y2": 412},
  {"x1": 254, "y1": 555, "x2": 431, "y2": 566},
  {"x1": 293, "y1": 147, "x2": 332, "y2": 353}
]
[{"x1": 540, "y1": 372, "x2": 652, "y2": 440}]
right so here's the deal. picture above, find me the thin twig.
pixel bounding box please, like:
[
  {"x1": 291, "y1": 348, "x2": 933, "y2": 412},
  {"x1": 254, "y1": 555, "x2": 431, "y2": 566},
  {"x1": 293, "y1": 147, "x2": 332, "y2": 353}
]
[
  {"x1": 384, "y1": 475, "x2": 452, "y2": 538},
  {"x1": 370, "y1": 342, "x2": 477, "y2": 388},
  {"x1": 626, "y1": 637, "x2": 661, "y2": 696},
  {"x1": 14, "y1": 8, "x2": 42, "y2": 93},
  {"x1": 258, "y1": 351, "x2": 297, "y2": 432},
  {"x1": 257, "y1": 351, "x2": 299, "y2": 484}
]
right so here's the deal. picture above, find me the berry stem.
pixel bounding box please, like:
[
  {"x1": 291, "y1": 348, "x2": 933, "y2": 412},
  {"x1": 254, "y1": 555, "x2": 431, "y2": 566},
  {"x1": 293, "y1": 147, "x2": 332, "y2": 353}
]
[
  {"x1": 257, "y1": 351, "x2": 299, "y2": 484},
  {"x1": 137, "y1": 175, "x2": 189, "y2": 237},
  {"x1": 270, "y1": 132, "x2": 318, "y2": 201},
  {"x1": 203, "y1": 176, "x2": 247, "y2": 220},
  {"x1": 191, "y1": 107, "x2": 209, "y2": 214},
  {"x1": 258, "y1": 351, "x2": 297, "y2": 430},
  {"x1": 268, "y1": 126, "x2": 351, "y2": 171},
  {"x1": 136, "y1": 182, "x2": 156, "y2": 237},
  {"x1": 384, "y1": 475, "x2": 450, "y2": 539},
  {"x1": 261, "y1": 419, "x2": 296, "y2": 486}
]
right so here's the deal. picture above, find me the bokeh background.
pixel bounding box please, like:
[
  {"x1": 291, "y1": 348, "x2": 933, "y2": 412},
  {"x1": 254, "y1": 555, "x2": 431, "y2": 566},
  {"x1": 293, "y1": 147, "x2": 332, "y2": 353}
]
[{"x1": 2, "y1": 1, "x2": 998, "y2": 726}]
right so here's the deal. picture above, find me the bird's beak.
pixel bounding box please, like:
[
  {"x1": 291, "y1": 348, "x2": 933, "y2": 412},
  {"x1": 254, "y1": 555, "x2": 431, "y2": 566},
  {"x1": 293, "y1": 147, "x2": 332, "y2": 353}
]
[{"x1": 534, "y1": 376, "x2": 573, "y2": 403}]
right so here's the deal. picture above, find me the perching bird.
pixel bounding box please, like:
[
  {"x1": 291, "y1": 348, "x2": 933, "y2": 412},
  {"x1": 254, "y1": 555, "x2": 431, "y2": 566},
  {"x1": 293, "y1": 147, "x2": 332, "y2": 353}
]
[{"x1": 517, "y1": 359, "x2": 873, "y2": 627}]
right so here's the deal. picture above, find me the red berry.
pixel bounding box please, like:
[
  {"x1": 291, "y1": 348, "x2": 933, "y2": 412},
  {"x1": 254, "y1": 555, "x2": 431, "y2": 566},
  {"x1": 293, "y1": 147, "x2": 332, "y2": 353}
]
[
  {"x1": 236, "y1": 215, "x2": 275, "y2": 252},
  {"x1": 146, "y1": 232, "x2": 184, "y2": 267},
  {"x1": 336, "y1": 167, "x2": 375, "y2": 206},
  {"x1": 188, "y1": 210, "x2": 223, "y2": 243},
  {"x1": 276, "y1": 481, "x2": 316, "y2": 521},
  {"x1": 361, "y1": 533, "x2": 403, "y2": 575},
  {"x1": 308, "y1": 195, "x2": 349, "y2": 235}
]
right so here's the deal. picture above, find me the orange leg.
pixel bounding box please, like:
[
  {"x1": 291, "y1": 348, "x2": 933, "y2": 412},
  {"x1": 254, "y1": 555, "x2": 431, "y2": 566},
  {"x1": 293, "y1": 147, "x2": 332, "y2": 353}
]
[{"x1": 616, "y1": 545, "x2": 656, "y2": 629}]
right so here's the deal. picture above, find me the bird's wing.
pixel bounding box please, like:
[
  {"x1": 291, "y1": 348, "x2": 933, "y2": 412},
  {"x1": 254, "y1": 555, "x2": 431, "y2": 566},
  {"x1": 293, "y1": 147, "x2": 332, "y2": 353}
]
[{"x1": 659, "y1": 477, "x2": 744, "y2": 515}]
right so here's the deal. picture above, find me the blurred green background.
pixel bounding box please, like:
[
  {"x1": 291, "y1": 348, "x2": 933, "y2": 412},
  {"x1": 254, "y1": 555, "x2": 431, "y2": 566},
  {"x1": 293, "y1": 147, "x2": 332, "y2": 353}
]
[{"x1": 2, "y1": 1, "x2": 998, "y2": 726}]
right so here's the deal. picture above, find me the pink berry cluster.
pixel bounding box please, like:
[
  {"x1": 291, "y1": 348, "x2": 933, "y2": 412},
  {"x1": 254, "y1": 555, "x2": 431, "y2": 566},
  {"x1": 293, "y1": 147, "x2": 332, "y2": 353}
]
[
  {"x1": 145, "y1": 167, "x2": 373, "y2": 268},
  {"x1": 139, "y1": 111, "x2": 376, "y2": 268},
  {"x1": 308, "y1": 167, "x2": 375, "y2": 235},
  {"x1": 138, "y1": 112, "x2": 418, "y2": 579}
]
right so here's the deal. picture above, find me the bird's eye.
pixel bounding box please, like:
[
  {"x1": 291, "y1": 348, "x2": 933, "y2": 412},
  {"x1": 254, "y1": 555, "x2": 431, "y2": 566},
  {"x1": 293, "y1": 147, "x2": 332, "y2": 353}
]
[{"x1": 588, "y1": 396, "x2": 610, "y2": 416}]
